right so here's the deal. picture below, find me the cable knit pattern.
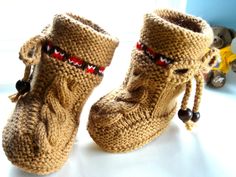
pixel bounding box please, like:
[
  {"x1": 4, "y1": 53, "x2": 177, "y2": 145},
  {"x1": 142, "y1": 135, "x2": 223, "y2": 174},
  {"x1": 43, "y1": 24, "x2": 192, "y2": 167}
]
[
  {"x1": 2, "y1": 13, "x2": 118, "y2": 174},
  {"x1": 87, "y1": 9, "x2": 217, "y2": 152}
]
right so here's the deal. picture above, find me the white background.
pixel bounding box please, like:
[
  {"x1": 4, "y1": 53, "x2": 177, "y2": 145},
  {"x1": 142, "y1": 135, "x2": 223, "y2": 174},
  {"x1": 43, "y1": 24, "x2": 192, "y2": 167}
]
[{"x1": 0, "y1": 0, "x2": 236, "y2": 177}]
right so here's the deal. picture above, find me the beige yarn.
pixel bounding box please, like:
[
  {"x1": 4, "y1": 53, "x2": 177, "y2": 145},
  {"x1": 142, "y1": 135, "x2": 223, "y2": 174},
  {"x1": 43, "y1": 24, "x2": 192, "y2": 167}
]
[
  {"x1": 2, "y1": 13, "x2": 118, "y2": 174},
  {"x1": 87, "y1": 9, "x2": 218, "y2": 152}
]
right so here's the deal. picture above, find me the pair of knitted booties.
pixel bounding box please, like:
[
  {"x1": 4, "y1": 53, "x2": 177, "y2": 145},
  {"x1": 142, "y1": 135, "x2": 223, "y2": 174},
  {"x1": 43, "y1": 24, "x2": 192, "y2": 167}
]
[{"x1": 2, "y1": 9, "x2": 218, "y2": 174}]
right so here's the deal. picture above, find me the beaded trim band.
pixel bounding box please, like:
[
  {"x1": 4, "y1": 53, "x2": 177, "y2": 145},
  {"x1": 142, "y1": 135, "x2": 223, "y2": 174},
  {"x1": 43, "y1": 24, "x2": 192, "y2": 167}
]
[
  {"x1": 43, "y1": 42, "x2": 105, "y2": 76},
  {"x1": 136, "y1": 41, "x2": 174, "y2": 67}
]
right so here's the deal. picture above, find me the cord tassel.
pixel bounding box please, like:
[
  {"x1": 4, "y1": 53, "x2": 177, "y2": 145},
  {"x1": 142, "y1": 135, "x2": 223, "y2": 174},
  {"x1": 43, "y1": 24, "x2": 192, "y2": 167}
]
[
  {"x1": 192, "y1": 72, "x2": 204, "y2": 122},
  {"x1": 178, "y1": 81, "x2": 193, "y2": 125},
  {"x1": 185, "y1": 73, "x2": 204, "y2": 130},
  {"x1": 9, "y1": 65, "x2": 32, "y2": 102},
  {"x1": 179, "y1": 48, "x2": 219, "y2": 130},
  {"x1": 181, "y1": 80, "x2": 192, "y2": 110},
  {"x1": 9, "y1": 35, "x2": 44, "y2": 102}
]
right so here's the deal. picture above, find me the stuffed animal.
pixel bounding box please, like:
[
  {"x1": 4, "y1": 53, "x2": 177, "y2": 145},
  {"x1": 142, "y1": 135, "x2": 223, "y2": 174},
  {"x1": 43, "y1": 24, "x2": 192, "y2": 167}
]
[
  {"x1": 205, "y1": 26, "x2": 236, "y2": 88},
  {"x1": 231, "y1": 38, "x2": 236, "y2": 72}
]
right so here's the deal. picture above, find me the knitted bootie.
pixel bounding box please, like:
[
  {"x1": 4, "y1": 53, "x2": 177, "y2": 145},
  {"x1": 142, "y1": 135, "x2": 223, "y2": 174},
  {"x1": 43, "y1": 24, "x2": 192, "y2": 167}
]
[
  {"x1": 2, "y1": 13, "x2": 118, "y2": 174},
  {"x1": 88, "y1": 9, "x2": 218, "y2": 152}
]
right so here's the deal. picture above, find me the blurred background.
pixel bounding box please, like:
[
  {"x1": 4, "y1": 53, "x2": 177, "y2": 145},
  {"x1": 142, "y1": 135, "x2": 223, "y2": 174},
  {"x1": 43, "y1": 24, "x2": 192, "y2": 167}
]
[{"x1": 0, "y1": 0, "x2": 187, "y2": 85}]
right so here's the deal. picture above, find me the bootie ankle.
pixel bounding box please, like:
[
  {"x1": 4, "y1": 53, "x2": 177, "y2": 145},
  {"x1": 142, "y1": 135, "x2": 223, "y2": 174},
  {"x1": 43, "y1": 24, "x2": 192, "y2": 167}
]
[
  {"x1": 2, "y1": 13, "x2": 118, "y2": 174},
  {"x1": 87, "y1": 9, "x2": 218, "y2": 152}
]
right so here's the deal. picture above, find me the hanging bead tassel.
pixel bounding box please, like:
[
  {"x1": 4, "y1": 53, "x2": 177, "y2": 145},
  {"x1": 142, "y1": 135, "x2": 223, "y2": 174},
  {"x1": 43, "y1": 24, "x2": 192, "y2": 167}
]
[
  {"x1": 9, "y1": 65, "x2": 32, "y2": 102},
  {"x1": 8, "y1": 35, "x2": 44, "y2": 102},
  {"x1": 178, "y1": 80, "x2": 194, "y2": 128},
  {"x1": 190, "y1": 73, "x2": 204, "y2": 124},
  {"x1": 185, "y1": 73, "x2": 204, "y2": 131},
  {"x1": 178, "y1": 48, "x2": 219, "y2": 130}
]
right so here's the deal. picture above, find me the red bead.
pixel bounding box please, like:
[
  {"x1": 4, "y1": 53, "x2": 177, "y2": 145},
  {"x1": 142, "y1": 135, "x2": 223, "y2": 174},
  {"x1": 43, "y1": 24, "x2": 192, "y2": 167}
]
[{"x1": 178, "y1": 108, "x2": 192, "y2": 122}]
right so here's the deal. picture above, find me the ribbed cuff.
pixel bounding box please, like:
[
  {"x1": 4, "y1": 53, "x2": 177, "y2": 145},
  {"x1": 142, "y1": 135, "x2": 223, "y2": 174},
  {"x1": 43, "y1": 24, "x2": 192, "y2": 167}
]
[
  {"x1": 140, "y1": 9, "x2": 213, "y2": 61},
  {"x1": 46, "y1": 13, "x2": 119, "y2": 67}
]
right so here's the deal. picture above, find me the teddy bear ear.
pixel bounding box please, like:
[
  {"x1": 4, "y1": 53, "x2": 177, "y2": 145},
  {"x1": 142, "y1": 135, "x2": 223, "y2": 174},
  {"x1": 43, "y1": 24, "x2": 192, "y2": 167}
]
[{"x1": 228, "y1": 28, "x2": 236, "y2": 39}]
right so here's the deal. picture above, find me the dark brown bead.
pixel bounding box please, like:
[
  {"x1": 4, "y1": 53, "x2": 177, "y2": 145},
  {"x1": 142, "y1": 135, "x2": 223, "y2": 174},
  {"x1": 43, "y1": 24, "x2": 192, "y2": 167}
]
[
  {"x1": 178, "y1": 108, "x2": 192, "y2": 122},
  {"x1": 16, "y1": 80, "x2": 30, "y2": 94},
  {"x1": 191, "y1": 112, "x2": 200, "y2": 122}
]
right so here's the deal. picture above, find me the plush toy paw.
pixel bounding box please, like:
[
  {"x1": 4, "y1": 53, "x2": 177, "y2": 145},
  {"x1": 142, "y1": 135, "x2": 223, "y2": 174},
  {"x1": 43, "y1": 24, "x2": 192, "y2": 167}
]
[
  {"x1": 231, "y1": 60, "x2": 236, "y2": 72},
  {"x1": 206, "y1": 70, "x2": 226, "y2": 88}
]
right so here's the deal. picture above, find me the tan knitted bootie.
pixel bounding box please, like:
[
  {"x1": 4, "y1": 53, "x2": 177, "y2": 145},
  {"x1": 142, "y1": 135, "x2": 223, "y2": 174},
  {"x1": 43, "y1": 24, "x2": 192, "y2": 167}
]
[
  {"x1": 2, "y1": 13, "x2": 118, "y2": 174},
  {"x1": 88, "y1": 9, "x2": 218, "y2": 152}
]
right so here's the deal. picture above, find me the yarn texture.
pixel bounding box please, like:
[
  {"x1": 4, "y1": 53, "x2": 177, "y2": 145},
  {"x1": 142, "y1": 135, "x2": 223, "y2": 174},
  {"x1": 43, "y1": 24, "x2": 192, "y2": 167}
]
[
  {"x1": 87, "y1": 9, "x2": 218, "y2": 152},
  {"x1": 2, "y1": 13, "x2": 118, "y2": 174}
]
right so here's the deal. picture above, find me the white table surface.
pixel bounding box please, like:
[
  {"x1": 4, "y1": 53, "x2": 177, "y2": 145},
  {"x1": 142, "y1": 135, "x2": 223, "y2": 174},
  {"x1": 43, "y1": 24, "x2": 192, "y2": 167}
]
[{"x1": 1, "y1": 40, "x2": 236, "y2": 177}]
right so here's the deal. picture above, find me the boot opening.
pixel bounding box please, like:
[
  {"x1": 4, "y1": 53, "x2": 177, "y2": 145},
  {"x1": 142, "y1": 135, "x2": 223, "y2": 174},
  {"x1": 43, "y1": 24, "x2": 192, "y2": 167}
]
[
  {"x1": 166, "y1": 17, "x2": 201, "y2": 33},
  {"x1": 157, "y1": 10, "x2": 202, "y2": 33},
  {"x1": 66, "y1": 13, "x2": 108, "y2": 35}
]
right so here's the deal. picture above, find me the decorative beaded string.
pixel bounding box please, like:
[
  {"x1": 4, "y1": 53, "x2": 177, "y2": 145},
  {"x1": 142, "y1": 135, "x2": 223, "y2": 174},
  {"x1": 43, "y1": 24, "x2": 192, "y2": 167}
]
[
  {"x1": 43, "y1": 41, "x2": 105, "y2": 76},
  {"x1": 136, "y1": 41, "x2": 174, "y2": 67}
]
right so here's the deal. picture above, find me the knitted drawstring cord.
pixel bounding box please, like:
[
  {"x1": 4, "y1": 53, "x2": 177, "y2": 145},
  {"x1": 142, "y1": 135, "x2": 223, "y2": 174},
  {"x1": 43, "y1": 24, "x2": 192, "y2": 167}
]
[
  {"x1": 178, "y1": 48, "x2": 219, "y2": 130},
  {"x1": 9, "y1": 35, "x2": 45, "y2": 102},
  {"x1": 136, "y1": 41, "x2": 219, "y2": 130}
]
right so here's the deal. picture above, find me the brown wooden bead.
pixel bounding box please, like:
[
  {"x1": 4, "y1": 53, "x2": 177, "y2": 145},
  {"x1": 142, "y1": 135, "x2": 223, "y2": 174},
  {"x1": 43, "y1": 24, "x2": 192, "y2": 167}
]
[
  {"x1": 16, "y1": 80, "x2": 30, "y2": 94},
  {"x1": 178, "y1": 108, "x2": 192, "y2": 122},
  {"x1": 191, "y1": 112, "x2": 200, "y2": 122}
]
